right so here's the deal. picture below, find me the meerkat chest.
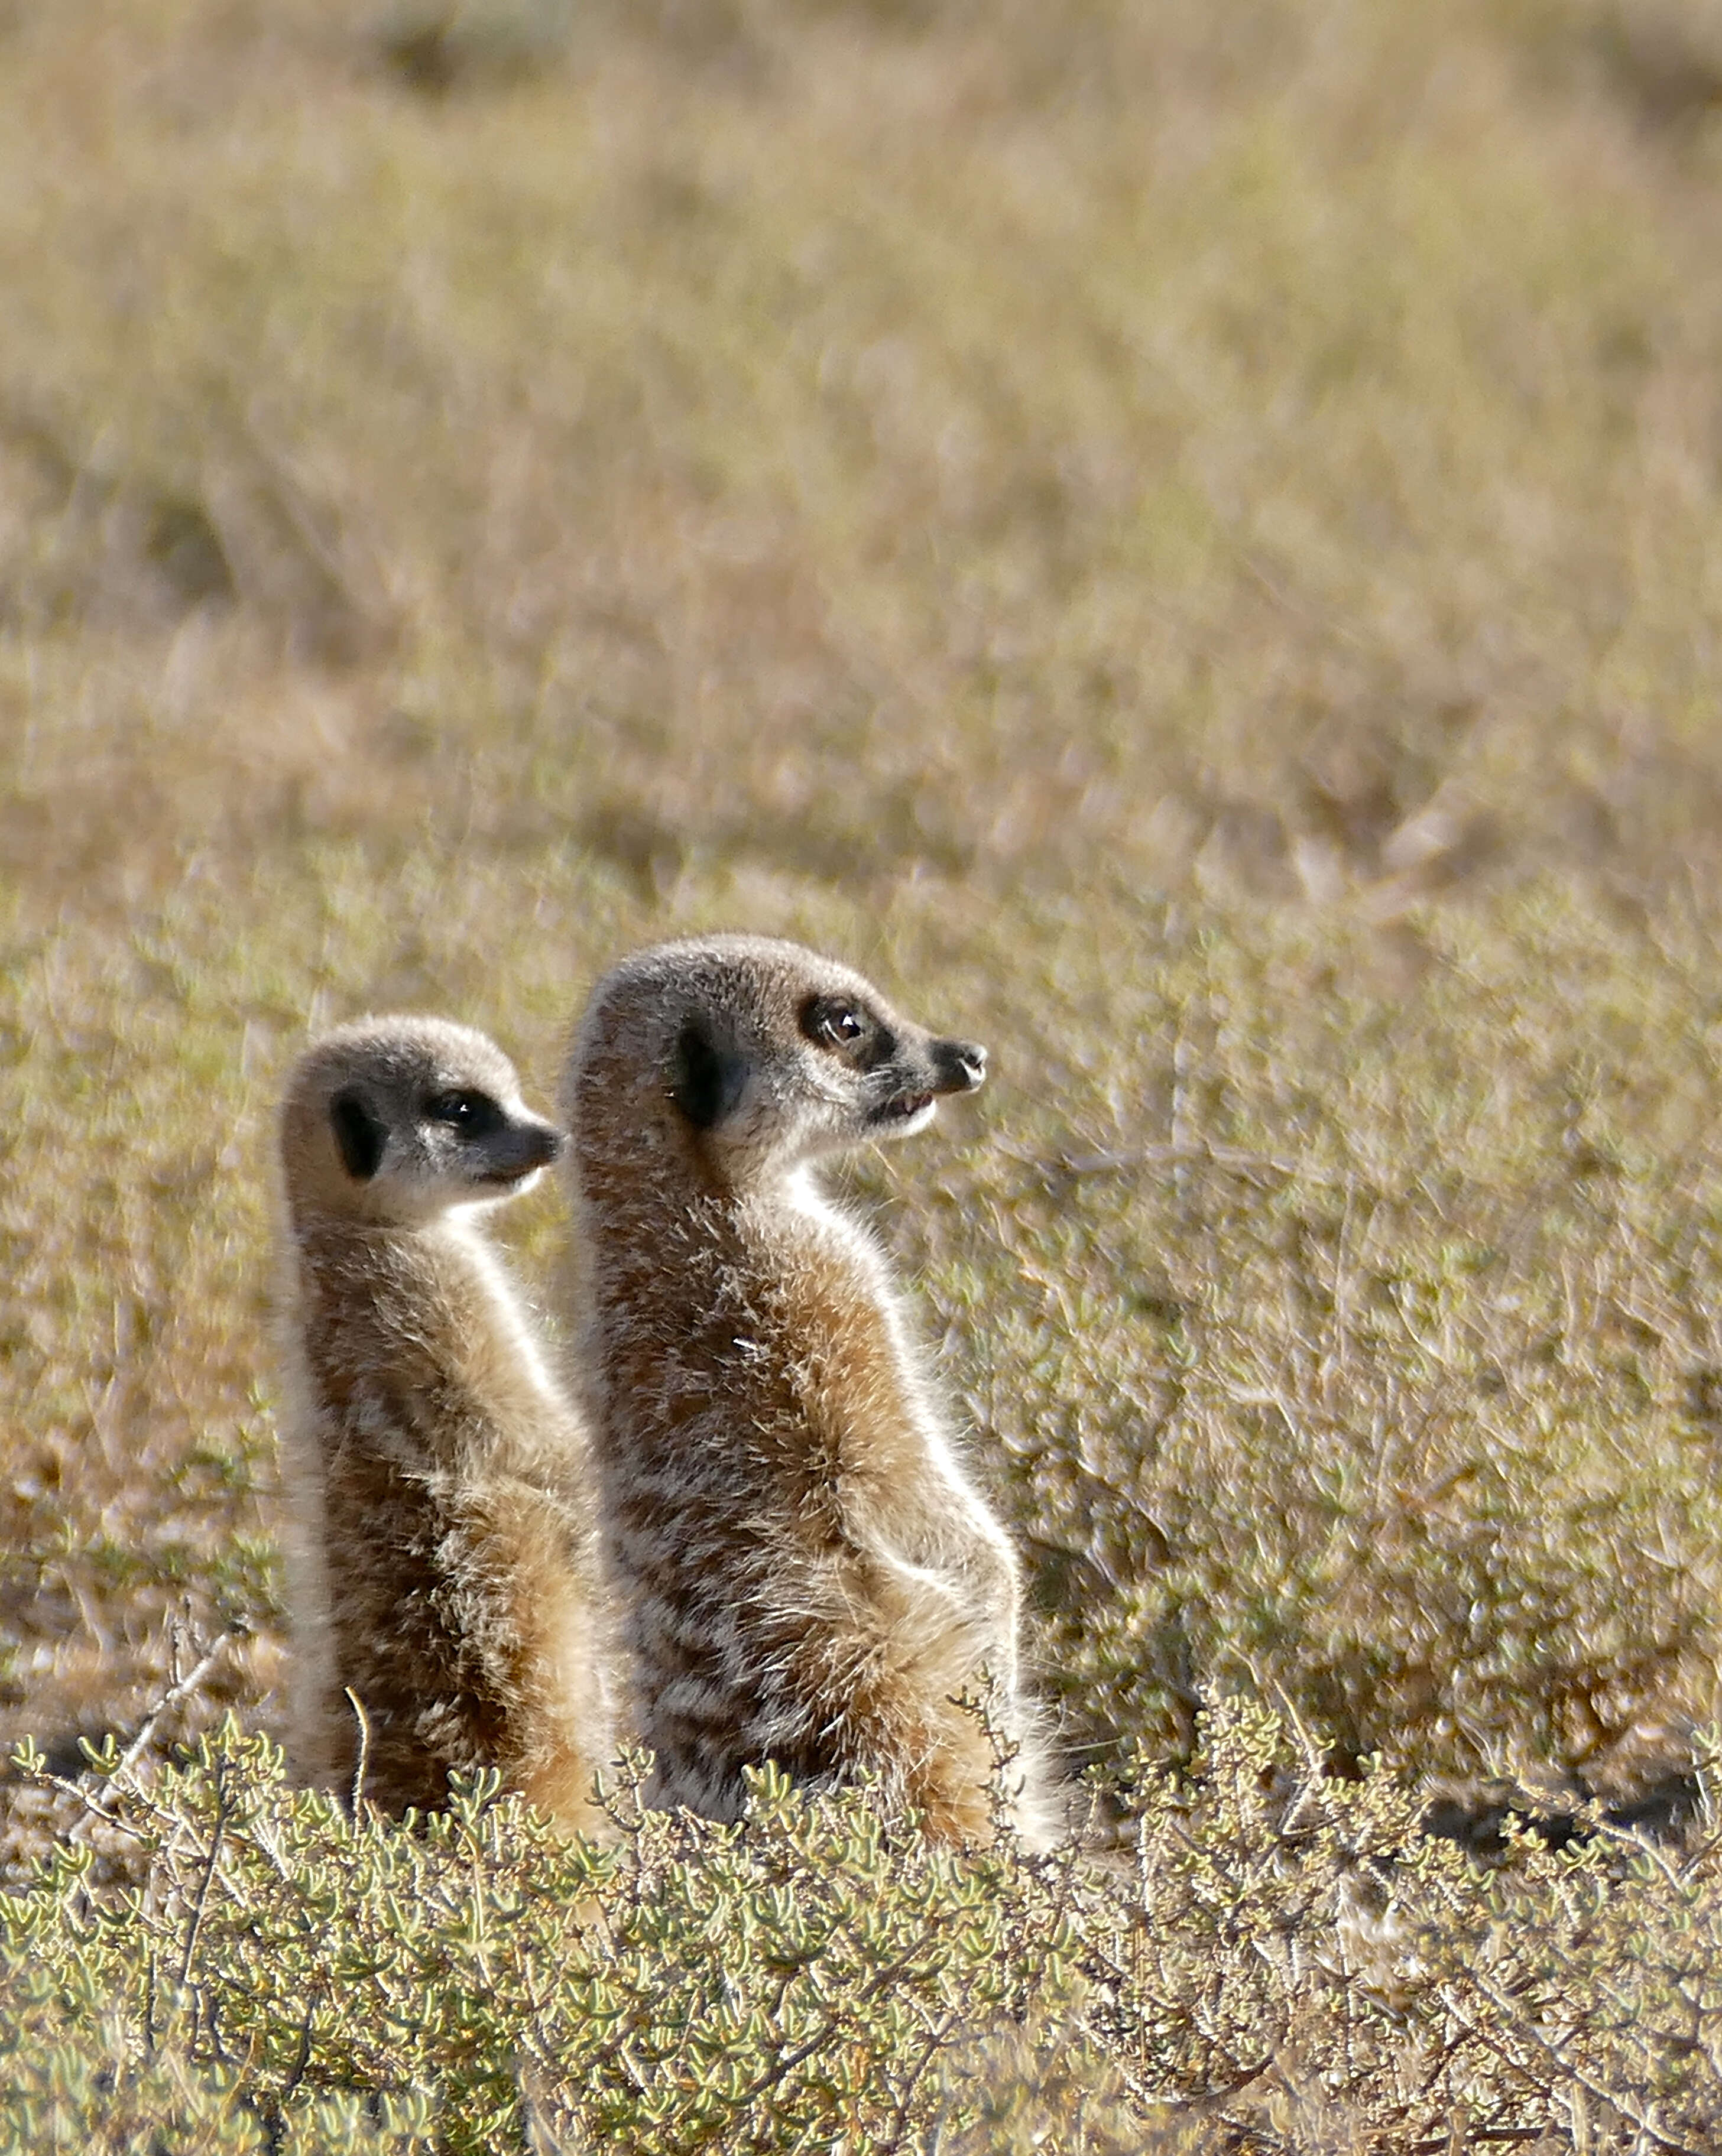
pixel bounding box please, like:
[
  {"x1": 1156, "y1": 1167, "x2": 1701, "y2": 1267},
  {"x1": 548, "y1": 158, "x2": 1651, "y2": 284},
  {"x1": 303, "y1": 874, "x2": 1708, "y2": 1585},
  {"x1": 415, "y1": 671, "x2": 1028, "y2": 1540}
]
[
  {"x1": 596, "y1": 1189, "x2": 897, "y2": 1488},
  {"x1": 738, "y1": 1194, "x2": 941, "y2": 1479},
  {"x1": 296, "y1": 1226, "x2": 562, "y2": 1470}
]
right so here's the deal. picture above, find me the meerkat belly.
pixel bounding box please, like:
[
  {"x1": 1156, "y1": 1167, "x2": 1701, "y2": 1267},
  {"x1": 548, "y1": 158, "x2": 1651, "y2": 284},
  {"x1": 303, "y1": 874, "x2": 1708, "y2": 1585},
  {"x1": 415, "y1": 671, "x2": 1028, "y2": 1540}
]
[
  {"x1": 603, "y1": 1275, "x2": 1010, "y2": 1796},
  {"x1": 763, "y1": 1219, "x2": 1022, "y2": 1656},
  {"x1": 306, "y1": 1336, "x2": 585, "y2": 1791}
]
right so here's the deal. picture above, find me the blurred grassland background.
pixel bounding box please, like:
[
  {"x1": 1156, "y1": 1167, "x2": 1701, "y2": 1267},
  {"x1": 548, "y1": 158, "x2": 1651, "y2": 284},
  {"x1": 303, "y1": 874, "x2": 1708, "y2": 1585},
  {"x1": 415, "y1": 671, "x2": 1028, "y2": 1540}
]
[{"x1": 13, "y1": 0, "x2": 1722, "y2": 1817}]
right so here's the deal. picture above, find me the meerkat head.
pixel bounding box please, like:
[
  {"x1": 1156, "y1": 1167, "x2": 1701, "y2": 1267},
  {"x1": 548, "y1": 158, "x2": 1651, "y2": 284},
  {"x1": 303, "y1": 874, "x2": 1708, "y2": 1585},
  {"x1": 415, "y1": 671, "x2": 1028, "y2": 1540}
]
[
  {"x1": 567, "y1": 936, "x2": 986, "y2": 1187},
  {"x1": 280, "y1": 1015, "x2": 563, "y2": 1228}
]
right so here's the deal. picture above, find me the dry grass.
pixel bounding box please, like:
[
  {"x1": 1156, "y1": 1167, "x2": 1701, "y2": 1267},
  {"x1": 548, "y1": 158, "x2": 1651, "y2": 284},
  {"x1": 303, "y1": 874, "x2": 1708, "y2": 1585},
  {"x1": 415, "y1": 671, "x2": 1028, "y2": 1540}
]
[{"x1": 9, "y1": 0, "x2": 1722, "y2": 2137}]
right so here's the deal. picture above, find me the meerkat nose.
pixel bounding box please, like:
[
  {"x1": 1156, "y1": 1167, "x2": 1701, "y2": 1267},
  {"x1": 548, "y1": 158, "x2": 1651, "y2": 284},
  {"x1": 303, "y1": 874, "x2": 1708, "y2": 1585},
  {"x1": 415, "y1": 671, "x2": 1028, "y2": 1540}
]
[
  {"x1": 524, "y1": 1123, "x2": 565, "y2": 1168},
  {"x1": 935, "y1": 1039, "x2": 987, "y2": 1093}
]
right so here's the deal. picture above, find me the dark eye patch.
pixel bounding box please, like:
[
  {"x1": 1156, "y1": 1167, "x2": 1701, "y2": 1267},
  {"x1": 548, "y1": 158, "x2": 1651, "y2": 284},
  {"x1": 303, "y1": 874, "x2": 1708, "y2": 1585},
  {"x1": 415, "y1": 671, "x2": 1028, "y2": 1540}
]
[
  {"x1": 800, "y1": 997, "x2": 859, "y2": 1048},
  {"x1": 330, "y1": 1089, "x2": 386, "y2": 1180},
  {"x1": 423, "y1": 1088, "x2": 505, "y2": 1137},
  {"x1": 799, "y1": 995, "x2": 893, "y2": 1066}
]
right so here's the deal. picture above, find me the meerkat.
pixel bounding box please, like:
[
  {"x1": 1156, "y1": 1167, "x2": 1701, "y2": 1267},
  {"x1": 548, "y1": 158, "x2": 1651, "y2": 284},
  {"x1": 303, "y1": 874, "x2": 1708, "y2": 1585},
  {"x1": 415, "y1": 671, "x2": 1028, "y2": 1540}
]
[
  {"x1": 273, "y1": 1015, "x2": 611, "y2": 1833},
  {"x1": 560, "y1": 936, "x2": 1053, "y2": 1847}
]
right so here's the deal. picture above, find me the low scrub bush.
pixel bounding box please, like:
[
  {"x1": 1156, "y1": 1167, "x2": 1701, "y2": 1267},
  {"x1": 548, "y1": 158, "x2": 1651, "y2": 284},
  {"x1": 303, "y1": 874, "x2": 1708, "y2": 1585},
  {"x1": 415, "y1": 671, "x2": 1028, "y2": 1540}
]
[{"x1": 4, "y1": 1706, "x2": 1720, "y2": 2152}]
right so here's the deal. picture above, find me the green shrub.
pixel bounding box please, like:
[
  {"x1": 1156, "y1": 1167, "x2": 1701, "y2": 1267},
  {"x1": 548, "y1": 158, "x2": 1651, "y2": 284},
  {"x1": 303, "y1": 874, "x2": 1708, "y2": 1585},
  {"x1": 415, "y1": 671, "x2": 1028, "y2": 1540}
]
[{"x1": 4, "y1": 1707, "x2": 1721, "y2": 2152}]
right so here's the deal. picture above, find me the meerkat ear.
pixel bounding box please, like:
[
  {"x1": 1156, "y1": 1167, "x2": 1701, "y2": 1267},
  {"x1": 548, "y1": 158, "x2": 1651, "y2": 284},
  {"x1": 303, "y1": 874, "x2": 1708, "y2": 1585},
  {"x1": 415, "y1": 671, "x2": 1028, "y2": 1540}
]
[
  {"x1": 330, "y1": 1088, "x2": 387, "y2": 1180},
  {"x1": 670, "y1": 1018, "x2": 748, "y2": 1131}
]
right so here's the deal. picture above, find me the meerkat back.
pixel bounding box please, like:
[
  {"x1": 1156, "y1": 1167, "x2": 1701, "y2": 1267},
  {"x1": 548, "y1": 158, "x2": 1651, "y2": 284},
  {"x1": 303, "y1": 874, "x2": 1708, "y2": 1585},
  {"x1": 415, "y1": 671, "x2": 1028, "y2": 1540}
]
[
  {"x1": 274, "y1": 1015, "x2": 610, "y2": 1833},
  {"x1": 560, "y1": 936, "x2": 1054, "y2": 1847}
]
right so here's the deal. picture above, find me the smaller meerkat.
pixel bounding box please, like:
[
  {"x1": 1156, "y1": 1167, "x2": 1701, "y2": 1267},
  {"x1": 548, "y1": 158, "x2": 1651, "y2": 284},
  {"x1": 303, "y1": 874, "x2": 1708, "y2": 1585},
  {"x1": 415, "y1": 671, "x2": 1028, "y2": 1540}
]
[
  {"x1": 562, "y1": 937, "x2": 1053, "y2": 1847},
  {"x1": 274, "y1": 1016, "x2": 609, "y2": 1833}
]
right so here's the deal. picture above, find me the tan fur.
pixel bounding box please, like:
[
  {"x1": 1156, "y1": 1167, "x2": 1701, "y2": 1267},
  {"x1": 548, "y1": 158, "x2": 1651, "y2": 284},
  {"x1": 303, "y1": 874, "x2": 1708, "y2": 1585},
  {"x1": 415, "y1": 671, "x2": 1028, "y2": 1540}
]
[
  {"x1": 273, "y1": 1015, "x2": 610, "y2": 1833},
  {"x1": 560, "y1": 936, "x2": 1054, "y2": 1846}
]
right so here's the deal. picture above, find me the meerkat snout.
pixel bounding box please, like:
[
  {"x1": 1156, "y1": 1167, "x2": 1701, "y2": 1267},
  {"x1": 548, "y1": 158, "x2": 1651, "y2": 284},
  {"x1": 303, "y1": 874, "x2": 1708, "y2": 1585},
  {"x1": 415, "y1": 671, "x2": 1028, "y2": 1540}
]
[{"x1": 935, "y1": 1037, "x2": 987, "y2": 1092}]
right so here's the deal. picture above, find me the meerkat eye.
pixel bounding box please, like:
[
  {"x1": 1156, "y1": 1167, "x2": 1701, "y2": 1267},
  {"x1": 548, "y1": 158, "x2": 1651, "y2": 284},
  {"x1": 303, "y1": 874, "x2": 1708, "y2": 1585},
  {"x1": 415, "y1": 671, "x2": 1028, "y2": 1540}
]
[
  {"x1": 424, "y1": 1088, "x2": 504, "y2": 1137},
  {"x1": 800, "y1": 998, "x2": 868, "y2": 1053}
]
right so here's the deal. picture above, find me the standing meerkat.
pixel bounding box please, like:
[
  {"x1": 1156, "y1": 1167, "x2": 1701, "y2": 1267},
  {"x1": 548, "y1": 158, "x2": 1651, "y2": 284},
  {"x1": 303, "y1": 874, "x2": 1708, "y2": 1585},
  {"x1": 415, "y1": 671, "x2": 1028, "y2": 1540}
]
[
  {"x1": 560, "y1": 936, "x2": 1053, "y2": 1846},
  {"x1": 274, "y1": 1015, "x2": 610, "y2": 1833}
]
